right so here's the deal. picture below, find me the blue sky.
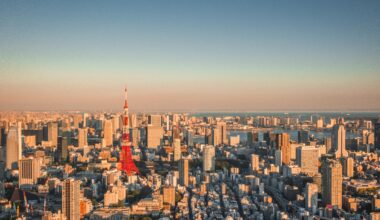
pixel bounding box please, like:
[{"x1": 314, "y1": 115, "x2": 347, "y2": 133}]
[{"x1": 1, "y1": 0, "x2": 380, "y2": 111}]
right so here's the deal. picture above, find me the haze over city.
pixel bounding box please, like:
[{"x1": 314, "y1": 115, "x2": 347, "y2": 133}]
[
  {"x1": 1, "y1": 0, "x2": 380, "y2": 111},
  {"x1": 2, "y1": 1, "x2": 380, "y2": 220}
]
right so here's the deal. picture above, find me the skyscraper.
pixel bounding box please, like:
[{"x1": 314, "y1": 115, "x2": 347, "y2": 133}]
[
  {"x1": 212, "y1": 126, "x2": 221, "y2": 146},
  {"x1": 173, "y1": 138, "x2": 181, "y2": 161},
  {"x1": 148, "y1": 115, "x2": 162, "y2": 127},
  {"x1": 62, "y1": 178, "x2": 81, "y2": 220},
  {"x1": 322, "y1": 159, "x2": 342, "y2": 208},
  {"x1": 111, "y1": 115, "x2": 120, "y2": 133},
  {"x1": 58, "y1": 136, "x2": 69, "y2": 162},
  {"x1": 305, "y1": 183, "x2": 318, "y2": 213},
  {"x1": 251, "y1": 154, "x2": 259, "y2": 171},
  {"x1": 73, "y1": 114, "x2": 82, "y2": 129},
  {"x1": 82, "y1": 113, "x2": 88, "y2": 128},
  {"x1": 179, "y1": 158, "x2": 189, "y2": 187},
  {"x1": 343, "y1": 157, "x2": 354, "y2": 177},
  {"x1": 162, "y1": 186, "x2": 175, "y2": 207},
  {"x1": 146, "y1": 126, "x2": 163, "y2": 149},
  {"x1": 276, "y1": 133, "x2": 291, "y2": 165},
  {"x1": 6, "y1": 126, "x2": 21, "y2": 170},
  {"x1": 375, "y1": 121, "x2": 380, "y2": 150},
  {"x1": 212, "y1": 122, "x2": 228, "y2": 146},
  {"x1": 19, "y1": 157, "x2": 42, "y2": 187},
  {"x1": 274, "y1": 150, "x2": 282, "y2": 167},
  {"x1": 103, "y1": 119, "x2": 113, "y2": 147},
  {"x1": 77, "y1": 128, "x2": 88, "y2": 148},
  {"x1": 296, "y1": 146, "x2": 319, "y2": 176},
  {"x1": 203, "y1": 145, "x2": 215, "y2": 172},
  {"x1": 0, "y1": 127, "x2": 3, "y2": 148},
  {"x1": 331, "y1": 119, "x2": 348, "y2": 158},
  {"x1": 129, "y1": 113, "x2": 137, "y2": 128},
  {"x1": 48, "y1": 122, "x2": 58, "y2": 147},
  {"x1": 131, "y1": 127, "x2": 140, "y2": 147},
  {"x1": 298, "y1": 130, "x2": 309, "y2": 144}
]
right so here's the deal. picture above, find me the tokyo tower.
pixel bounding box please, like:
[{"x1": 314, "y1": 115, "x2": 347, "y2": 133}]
[{"x1": 120, "y1": 88, "x2": 139, "y2": 175}]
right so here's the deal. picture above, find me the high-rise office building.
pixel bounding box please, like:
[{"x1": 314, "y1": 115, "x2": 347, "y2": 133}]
[
  {"x1": 111, "y1": 115, "x2": 120, "y2": 134},
  {"x1": 0, "y1": 127, "x2": 3, "y2": 147},
  {"x1": 316, "y1": 118, "x2": 324, "y2": 129},
  {"x1": 296, "y1": 146, "x2": 319, "y2": 176},
  {"x1": 103, "y1": 119, "x2": 113, "y2": 147},
  {"x1": 73, "y1": 114, "x2": 82, "y2": 128},
  {"x1": 62, "y1": 118, "x2": 71, "y2": 131},
  {"x1": 131, "y1": 127, "x2": 140, "y2": 147},
  {"x1": 274, "y1": 150, "x2": 282, "y2": 167},
  {"x1": 6, "y1": 126, "x2": 21, "y2": 170},
  {"x1": 173, "y1": 138, "x2": 181, "y2": 161},
  {"x1": 19, "y1": 157, "x2": 42, "y2": 187},
  {"x1": 162, "y1": 186, "x2": 175, "y2": 207},
  {"x1": 0, "y1": 127, "x2": 6, "y2": 147},
  {"x1": 0, "y1": 161, "x2": 5, "y2": 181},
  {"x1": 362, "y1": 130, "x2": 370, "y2": 145},
  {"x1": 324, "y1": 137, "x2": 332, "y2": 154},
  {"x1": 298, "y1": 130, "x2": 309, "y2": 144},
  {"x1": 58, "y1": 136, "x2": 69, "y2": 162},
  {"x1": 83, "y1": 113, "x2": 88, "y2": 128},
  {"x1": 343, "y1": 157, "x2": 354, "y2": 177},
  {"x1": 186, "y1": 129, "x2": 194, "y2": 147},
  {"x1": 322, "y1": 159, "x2": 342, "y2": 208},
  {"x1": 203, "y1": 145, "x2": 215, "y2": 172},
  {"x1": 148, "y1": 115, "x2": 162, "y2": 127},
  {"x1": 62, "y1": 178, "x2": 81, "y2": 220},
  {"x1": 331, "y1": 119, "x2": 348, "y2": 158},
  {"x1": 146, "y1": 126, "x2": 163, "y2": 149},
  {"x1": 129, "y1": 113, "x2": 137, "y2": 128},
  {"x1": 375, "y1": 121, "x2": 380, "y2": 150},
  {"x1": 23, "y1": 129, "x2": 43, "y2": 145},
  {"x1": 77, "y1": 128, "x2": 87, "y2": 148},
  {"x1": 251, "y1": 154, "x2": 259, "y2": 171},
  {"x1": 48, "y1": 122, "x2": 58, "y2": 147},
  {"x1": 212, "y1": 126, "x2": 221, "y2": 146},
  {"x1": 212, "y1": 122, "x2": 228, "y2": 146},
  {"x1": 276, "y1": 133, "x2": 291, "y2": 165},
  {"x1": 305, "y1": 183, "x2": 318, "y2": 212},
  {"x1": 179, "y1": 158, "x2": 189, "y2": 187}
]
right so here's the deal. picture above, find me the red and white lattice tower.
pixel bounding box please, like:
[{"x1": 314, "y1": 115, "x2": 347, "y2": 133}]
[{"x1": 120, "y1": 88, "x2": 139, "y2": 175}]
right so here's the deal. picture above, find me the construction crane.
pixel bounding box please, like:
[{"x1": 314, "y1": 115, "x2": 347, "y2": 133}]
[
  {"x1": 23, "y1": 191, "x2": 29, "y2": 214},
  {"x1": 44, "y1": 195, "x2": 47, "y2": 213}
]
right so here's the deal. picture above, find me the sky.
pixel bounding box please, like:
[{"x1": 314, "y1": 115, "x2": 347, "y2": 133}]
[{"x1": 0, "y1": 0, "x2": 380, "y2": 112}]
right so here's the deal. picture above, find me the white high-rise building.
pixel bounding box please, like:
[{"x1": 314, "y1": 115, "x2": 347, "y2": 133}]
[
  {"x1": 6, "y1": 126, "x2": 22, "y2": 170},
  {"x1": 203, "y1": 145, "x2": 215, "y2": 172},
  {"x1": 332, "y1": 119, "x2": 348, "y2": 158}
]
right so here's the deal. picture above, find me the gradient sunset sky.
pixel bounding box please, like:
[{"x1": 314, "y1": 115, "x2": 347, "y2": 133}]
[{"x1": 1, "y1": 0, "x2": 380, "y2": 112}]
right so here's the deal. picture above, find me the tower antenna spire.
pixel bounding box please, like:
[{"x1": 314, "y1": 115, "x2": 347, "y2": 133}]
[
  {"x1": 120, "y1": 86, "x2": 138, "y2": 175},
  {"x1": 124, "y1": 86, "x2": 128, "y2": 109}
]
